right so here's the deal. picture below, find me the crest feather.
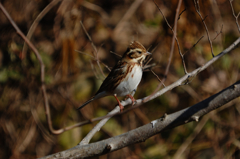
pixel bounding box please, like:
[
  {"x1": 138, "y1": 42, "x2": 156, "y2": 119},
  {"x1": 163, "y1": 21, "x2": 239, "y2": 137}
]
[{"x1": 129, "y1": 41, "x2": 146, "y2": 52}]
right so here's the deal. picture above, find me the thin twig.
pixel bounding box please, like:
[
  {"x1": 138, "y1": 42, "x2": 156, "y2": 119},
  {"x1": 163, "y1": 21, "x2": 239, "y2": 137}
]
[
  {"x1": 76, "y1": 50, "x2": 111, "y2": 72},
  {"x1": 113, "y1": 0, "x2": 144, "y2": 37},
  {"x1": 173, "y1": 114, "x2": 210, "y2": 159},
  {"x1": 144, "y1": 57, "x2": 152, "y2": 66},
  {"x1": 142, "y1": 63, "x2": 157, "y2": 71},
  {"x1": 194, "y1": 0, "x2": 215, "y2": 57},
  {"x1": 146, "y1": 0, "x2": 184, "y2": 103},
  {"x1": 183, "y1": 36, "x2": 204, "y2": 56},
  {"x1": 30, "y1": 96, "x2": 55, "y2": 143},
  {"x1": 0, "y1": 2, "x2": 60, "y2": 134},
  {"x1": 202, "y1": 15, "x2": 208, "y2": 22},
  {"x1": 80, "y1": 21, "x2": 106, "y2": 78},
  {"x1": 153, "y1": 0, "x2": 188, "y2": 75},
  {"x1": 90, "y1": 61, "x2": 100, "y2": 80},
  {"x1": 80, "y1": 21, "x2": 97, "y2": 56},
  {"x1": 96, "y1": 44, "x2": 106, "y2": 77},
  {"x1": 178, "y1": 8, "x2": 186, "y2": 20},
  {"x1": 212, "y1": 24, "x2": 223, "y2": 41},
  {"x1": 229, "y1": 0, "x2": 240, "y2": 33},
  {"x1": 110, "y1": 51, "x2": 122, "y2": 58},
  {"x1": 151, "y1": 69, "x2": 166, "y2": 87},
  {"x1": 81, "y1": 1, "x2": 109, "y2": 21},
  {"x1": 75, "y1": 50, "x2": 95, "y2": 58},
  {"x1": 149, "y1": 42, "x2": 160, "y2": 54},
  {"x1": 22, "y1": 0, "x2": 62, "y2": 59}
]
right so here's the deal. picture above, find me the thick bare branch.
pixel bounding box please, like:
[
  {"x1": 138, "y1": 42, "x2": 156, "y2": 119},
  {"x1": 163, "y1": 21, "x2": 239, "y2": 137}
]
[
  {"x1": 79, "y1": 106, "x2": 121, "y2": 146},
  {"x1": 41, "y1": 80, "x2": 240, "y2": 158}
]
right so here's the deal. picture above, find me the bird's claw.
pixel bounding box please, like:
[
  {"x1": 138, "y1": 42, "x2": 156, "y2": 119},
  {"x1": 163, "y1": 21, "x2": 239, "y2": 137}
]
[
  {"x1": 119, "y1": 104, "x2": 124, "y2": 112},
  {"x1": 126, "y1": 94, "x2": 136, "y2": 106}
]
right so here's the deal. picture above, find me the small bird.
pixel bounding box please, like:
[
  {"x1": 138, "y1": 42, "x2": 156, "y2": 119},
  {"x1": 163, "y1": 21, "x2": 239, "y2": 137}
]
[{"x1": 77, "y1": 41, "x2": 151, "y2": 111}]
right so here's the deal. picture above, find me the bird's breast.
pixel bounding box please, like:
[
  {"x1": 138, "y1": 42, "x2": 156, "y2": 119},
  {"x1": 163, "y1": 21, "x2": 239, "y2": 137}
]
[{"x1": 113, "y1": 64, "x2": 142, "y2": 97}]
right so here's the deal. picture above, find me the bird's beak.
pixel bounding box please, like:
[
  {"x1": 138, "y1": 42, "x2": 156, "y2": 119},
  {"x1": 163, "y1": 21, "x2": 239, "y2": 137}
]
[{"x1": 146, "y1": 51, "x2": 151, "y2": 55}]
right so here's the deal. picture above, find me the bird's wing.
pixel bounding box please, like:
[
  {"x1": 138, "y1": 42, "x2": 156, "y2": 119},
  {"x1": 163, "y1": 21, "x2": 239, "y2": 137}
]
[
  {"x1": 77, "y1": 61, "x2": 128, "y2": 110},
  {"x1": 96, "y1": 61, "x2": 129, "y2": 94}
]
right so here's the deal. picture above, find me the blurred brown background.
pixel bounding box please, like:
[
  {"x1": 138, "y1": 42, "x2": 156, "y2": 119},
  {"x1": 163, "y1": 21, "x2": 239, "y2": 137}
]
[{"x1": 0, "y1": 0, "x2": 240, "y2": 158}]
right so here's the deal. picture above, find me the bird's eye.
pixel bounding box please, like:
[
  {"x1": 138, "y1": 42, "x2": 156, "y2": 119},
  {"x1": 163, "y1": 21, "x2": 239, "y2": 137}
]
[{"x1": 137, "y1": 51, "x2": 142, "y2": 54}]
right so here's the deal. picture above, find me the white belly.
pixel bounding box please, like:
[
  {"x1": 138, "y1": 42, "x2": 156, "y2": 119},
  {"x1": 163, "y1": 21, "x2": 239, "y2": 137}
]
[{"x1": 113, "y1": 65, "x2": 142, "y2": 97}]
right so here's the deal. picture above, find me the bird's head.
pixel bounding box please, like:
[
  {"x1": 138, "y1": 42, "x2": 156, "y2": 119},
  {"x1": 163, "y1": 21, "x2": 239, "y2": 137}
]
[{"x1": 123, "y1": 41, "x2": 151, "y2": 65}]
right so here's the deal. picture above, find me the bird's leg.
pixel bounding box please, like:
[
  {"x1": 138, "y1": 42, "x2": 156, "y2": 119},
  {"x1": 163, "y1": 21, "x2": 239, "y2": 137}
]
[
  {"x1": 126, "y1": 94, "x2": 136, "y2": 106},
  {"x1": 114, "y1": 94, "x2": 124, "y2": 112}
]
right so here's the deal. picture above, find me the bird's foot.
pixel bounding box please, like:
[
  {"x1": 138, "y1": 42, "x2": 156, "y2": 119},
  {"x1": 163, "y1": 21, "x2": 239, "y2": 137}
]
[
  {"x1": 119, "y1": 103, "x2": 124, "y2": 112},
  {"x1": 126, "y1": 94, "x2": 137, "y2": 106},
  {"x1": 114, "y1": 94, "x2": 124, "y2": 112}
]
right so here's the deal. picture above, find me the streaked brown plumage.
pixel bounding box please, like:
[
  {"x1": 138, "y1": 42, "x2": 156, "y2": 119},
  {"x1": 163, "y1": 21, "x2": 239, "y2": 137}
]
[{"x1": 77, "y1": 41, "x2": 151, "y2": 111}]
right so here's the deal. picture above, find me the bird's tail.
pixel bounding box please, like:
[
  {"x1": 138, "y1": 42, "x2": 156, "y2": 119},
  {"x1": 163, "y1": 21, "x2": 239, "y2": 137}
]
[{"x1": 77, "y1": 97, "x2": 95, "y2": 110}]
